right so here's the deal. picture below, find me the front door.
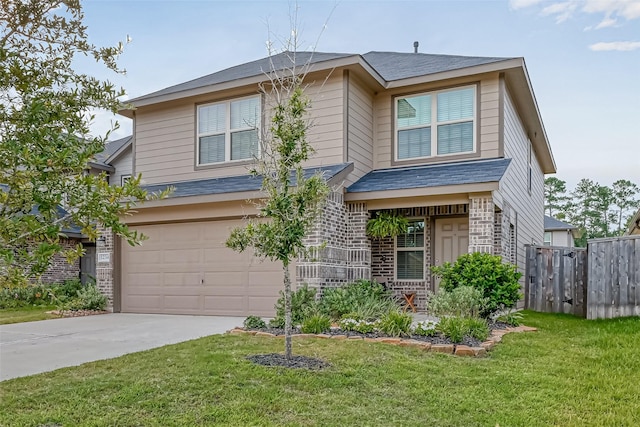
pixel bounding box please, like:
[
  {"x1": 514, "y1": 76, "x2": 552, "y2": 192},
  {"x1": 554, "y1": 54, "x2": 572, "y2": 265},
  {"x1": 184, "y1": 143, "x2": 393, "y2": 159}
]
[
  {"x1": 433, "y1": 217, "x2": 469, "y2": 289},
  {"x1": 80, "y1": 245, "x2": 97, "y2": 285}
]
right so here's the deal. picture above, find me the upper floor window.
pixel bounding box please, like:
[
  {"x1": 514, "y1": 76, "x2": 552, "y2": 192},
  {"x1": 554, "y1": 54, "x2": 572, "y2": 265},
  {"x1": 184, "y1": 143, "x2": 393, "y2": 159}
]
[
  {"x1": 197, "y1": 95, "x2": 260, "y2": 165},
  {"x1": 395, "y1": 86, "x2": 475, "y2": 161}
]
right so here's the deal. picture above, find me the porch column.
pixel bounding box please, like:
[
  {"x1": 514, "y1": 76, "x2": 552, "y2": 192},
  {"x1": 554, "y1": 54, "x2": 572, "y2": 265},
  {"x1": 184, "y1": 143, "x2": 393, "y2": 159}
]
[
  {"x1": 95, "y1": 225, "x2": 115, "y2": 309},
  {"x1": 347, "y1": 202, "x2": 371, "y2": 281},
  {"x1": 468, "y1": 195, "x2": 495, "y2": 253}
]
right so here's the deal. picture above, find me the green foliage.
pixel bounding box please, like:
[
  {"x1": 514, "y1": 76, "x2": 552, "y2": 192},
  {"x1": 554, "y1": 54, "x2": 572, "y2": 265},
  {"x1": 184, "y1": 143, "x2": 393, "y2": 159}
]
[
  {"x1": 377, "y1": 310, "x2": 412, "y2": 337},
  {"x1": 497, "y1": 310, "x2": 524, "y2": 326},
  {"x1": 268, "y1": 317, "x2": 285, "y2": 329},
  {"x1": 431, "y1": 252, "x2": 522, "y2": 318},
  {"x1": 412, "y1": 320, "x2": 438, "y2": 337},
  {"x1": 436, "y1": 316, "x2": 468, "y2": 343},
  {"x1": 272, "y1": 284, "x2": 317, "y2": 327},
  {"x1": 338, "y1": 317, "x2": 377, "y2": 334},
  {"x1": 427, "y1": 286, "x2": 487, "y2": 318},
  {"x1": 366, "y1": 211, "x2": 409, "y2": 239},
  {"x1": 319, "y1": 280, "x2": 393, "y2": 321},
  {"x1": 0, "y1": 1, "x2": 170, "y2": 282},
  {"x1": 0, "y1": 283, "x2": 53, "y2": 309},
  {"x1": 300, "y1": 314, "x2": 331, "y2": 334},
  {"x1": 61, "y1": 283, "x2": 107, "y2": 311},
  {"x1": 465, "y1": 317, "x2": 490, "y2": 341},
  {"x1": 436, "y1": 316, "x2": 489, "y2": 343},
  {"x1": 243, "y1": 316, "x2": 267, "y2": 330}
]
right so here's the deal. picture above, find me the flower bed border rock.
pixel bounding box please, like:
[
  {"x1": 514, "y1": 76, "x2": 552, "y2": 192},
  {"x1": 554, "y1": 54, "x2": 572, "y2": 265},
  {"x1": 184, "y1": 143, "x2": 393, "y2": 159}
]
[
  {"x1": 45, "y1": 309, "x2": 110, "y2": 318},
  {"x1": 227, "y1": 325, "x2": 538, "y2": 357}
]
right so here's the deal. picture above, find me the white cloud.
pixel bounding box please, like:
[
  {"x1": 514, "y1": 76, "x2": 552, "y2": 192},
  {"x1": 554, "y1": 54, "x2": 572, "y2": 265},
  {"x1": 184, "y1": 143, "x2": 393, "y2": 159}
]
[
  {"x1": 589, "y1": 41, "x2": 640, "y2": 51},
  {"x1": 541, "y1": 1, "x2": 578, "y2": 23},
  {"x1": 509, "y1": 0, "x2": 546, "y2": 10},
  {"x1": 516, "y1": 0, "x2": 640, "y2": 28}
]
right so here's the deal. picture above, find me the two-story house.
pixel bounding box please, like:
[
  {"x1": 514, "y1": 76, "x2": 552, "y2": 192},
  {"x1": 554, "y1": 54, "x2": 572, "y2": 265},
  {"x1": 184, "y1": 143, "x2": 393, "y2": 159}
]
[{"x1": 96, "y1": 50, "x2": 555, "y2": 316}]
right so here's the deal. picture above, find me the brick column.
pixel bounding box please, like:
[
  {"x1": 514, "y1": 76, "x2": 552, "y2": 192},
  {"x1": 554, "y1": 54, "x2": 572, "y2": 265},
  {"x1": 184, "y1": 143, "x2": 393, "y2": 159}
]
[
  {"x1": 468, "y1": 195, "x2": 495, "y2": 254},
  {"x1": 347, "y1": 202, "x2": 371, "y2": 282},
  {"x1": 95, "y1": 226, "x2": 115, "y2": 310}
]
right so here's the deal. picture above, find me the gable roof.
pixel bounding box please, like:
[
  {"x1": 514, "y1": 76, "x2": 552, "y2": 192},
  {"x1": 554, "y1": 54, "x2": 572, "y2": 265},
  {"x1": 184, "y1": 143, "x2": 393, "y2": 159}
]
[
  {"x1": 128, "y1": 51, "x2": 514, "y2": 105},
  {"x1": 93, "y1": 135, "x2": 132, "y2": 165},
  {"x1": 544, "y1": 215, "x2": 577, "y2": 231},
  {"x1": 347, "y1": 158, "x2": 511, "y2": 193},
  {"x1": 142, "y1": 163, "x2": 352, "y2": 199}
]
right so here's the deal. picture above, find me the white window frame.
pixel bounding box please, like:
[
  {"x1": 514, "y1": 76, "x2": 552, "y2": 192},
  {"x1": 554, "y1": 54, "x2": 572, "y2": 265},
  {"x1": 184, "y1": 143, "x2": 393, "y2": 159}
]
[
  {"x1": 544, "y1": 231, "x2": 552, "y2": 246},
  {"x1": 120, "y1": 174, "x2": 131, "y2": 185},
  {"x1": 196, "y1": 94, "x2": 261, "y2": 166},
  {"x1": 394, "y1": 218, "x2": 426, "y2": 281},
  {"x1": 394, "y1": 85, "x2": 477, "y2": 162}
]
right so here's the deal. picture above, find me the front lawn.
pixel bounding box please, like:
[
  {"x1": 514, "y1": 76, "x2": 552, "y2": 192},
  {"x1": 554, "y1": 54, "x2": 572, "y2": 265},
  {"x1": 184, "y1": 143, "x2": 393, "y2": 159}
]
[
  {"x1": 1, "y1": 311, "x2": 639, "y2": 426},
  {"x1": 0, "y1": 305, "x2": 58, "y2": 325}
]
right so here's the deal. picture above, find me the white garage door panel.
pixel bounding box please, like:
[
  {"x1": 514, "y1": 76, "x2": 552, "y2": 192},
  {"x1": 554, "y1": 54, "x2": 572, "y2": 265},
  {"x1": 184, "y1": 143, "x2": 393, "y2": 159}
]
[{"x1": 121, "y1": 220, "x2": 286, "y2": 316}]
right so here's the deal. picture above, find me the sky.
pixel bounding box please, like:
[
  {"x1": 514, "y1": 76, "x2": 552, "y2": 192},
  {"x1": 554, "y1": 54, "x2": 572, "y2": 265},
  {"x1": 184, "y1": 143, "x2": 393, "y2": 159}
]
[{"x1": 79, "y1": 0, "x2": 640, "y2": 189}]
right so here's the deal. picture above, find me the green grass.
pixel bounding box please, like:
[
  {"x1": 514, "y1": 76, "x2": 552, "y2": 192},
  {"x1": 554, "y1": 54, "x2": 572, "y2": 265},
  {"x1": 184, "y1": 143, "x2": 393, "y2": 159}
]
[
  {"x1": 0, "y1": 305, "x2": 58, "y2": 325},
  {"x1": 1, "y1": 311, "x2": 639, "y2": 426}
]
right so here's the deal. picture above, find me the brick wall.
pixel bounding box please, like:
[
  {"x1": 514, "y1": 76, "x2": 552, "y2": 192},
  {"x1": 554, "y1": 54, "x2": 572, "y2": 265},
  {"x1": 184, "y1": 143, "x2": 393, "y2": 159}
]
[
  {"x1": 95, "y1": 226, "x2": 114, "y2": 308},
  {"x1": 40, "y1": 238, "x2": 81, "y2": 284},
  {"x1": 469, "y1": 196, "x2": 495, "y2": 253}
]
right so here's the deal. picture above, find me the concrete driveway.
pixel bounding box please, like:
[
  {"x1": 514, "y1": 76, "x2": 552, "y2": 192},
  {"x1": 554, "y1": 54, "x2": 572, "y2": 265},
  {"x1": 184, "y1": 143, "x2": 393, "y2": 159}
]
[{"x1": 0, "y1": 313, "x2": 244, "y2": 381}]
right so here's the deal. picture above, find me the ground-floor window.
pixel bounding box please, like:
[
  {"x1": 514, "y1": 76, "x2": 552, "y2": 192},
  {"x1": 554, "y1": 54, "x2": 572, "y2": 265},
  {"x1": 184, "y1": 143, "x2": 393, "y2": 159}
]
[{"x1": 396, "y1": 219, "x2": 425, "y2": 280}]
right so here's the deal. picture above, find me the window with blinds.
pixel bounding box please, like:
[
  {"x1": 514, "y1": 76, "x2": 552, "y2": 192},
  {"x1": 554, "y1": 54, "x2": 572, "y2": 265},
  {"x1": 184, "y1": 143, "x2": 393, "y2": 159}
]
[
  {"x1": 197, "y1": 95, "x2": 260, "y2": 165},
  {"x1": 395, "y1": 86, "x2": 475, "y2": 160},
  {"x1": 396, "y1": 219, "x2": 425, "y2": 280}
]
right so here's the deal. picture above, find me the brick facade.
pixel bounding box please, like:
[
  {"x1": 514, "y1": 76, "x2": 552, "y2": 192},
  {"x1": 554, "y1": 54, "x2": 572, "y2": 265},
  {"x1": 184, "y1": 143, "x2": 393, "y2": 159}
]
[
  {"x1": 95, "y1": 227, "x2": 115, "y2": 309},
  {"x1": 468, "y1": 195, "x2": 495, "y2": 253},
  {"x1": 40, "y1": 238, "x2": 81, "y2": 284},
  {"x1": 296, "y1": 192, "x2": 371, "y2": 291}
]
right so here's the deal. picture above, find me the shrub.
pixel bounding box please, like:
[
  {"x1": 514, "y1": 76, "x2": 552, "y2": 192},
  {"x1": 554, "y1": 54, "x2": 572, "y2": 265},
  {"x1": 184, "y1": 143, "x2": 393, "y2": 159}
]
[
  {"x1": 62, "y1": 284, "x2": 107, "y2": 311},
  {"x1": 339, "y1": 317, "x2": 377, "y2": 334},
  {"x1": 243, "y1": 316, "x2": 266, "y2": 330},
  {"x1": 437, "y1": 316, "x2": 468, "y2": 343},
  {"x1": 0, "y1": 283, "x2": 54, "y2": 308},
  {"x1": 496, "y1": 310, "x2": 524, "y2": 326},
  {"x1": 431, "y1": 252, "x2": 522, "y2": 317},
  {"x1": 465, "y1": 317, "x2": 490, "y2": 341},
  {"x1": 301, "y1": 314, "x2": 331, "y2": 334},
  {"x1": 320, "y1": 280, "x2": 392, "y2": 320},
  {"x1": 413, "y1": 320, "x2": 438, "y2": 337},
  {"x1": 377, "y1": 310, "x2": 412, "y2": 337},
  {"x1": 427, "y1": 286, "x2": 487, "y2": 318},
  {"x1": 273, "y1": 284, "x2": 317, "y2": 327},
  {"x1": 53, "y1": 278, "x2": 84, "y2": 301},
  {"x1": 437, "y1": 316, "x2": 490, "y2": 343}
]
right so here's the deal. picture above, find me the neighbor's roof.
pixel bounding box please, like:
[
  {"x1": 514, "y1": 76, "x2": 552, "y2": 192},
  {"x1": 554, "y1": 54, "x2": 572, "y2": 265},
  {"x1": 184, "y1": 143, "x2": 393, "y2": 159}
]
[
  {"x1": 544, "y1": 215, "x2": 577, "y2": 231},
  {"x1": 129, "y1": 51, "x2": 513, "y2": 104},
  {"x1": 93, "y1": 135, "x2": 132, "y2": 165},
  {"x1": 347, "y1": 158, "x2": 511, "y2": 193},
  {"x1": 142, "y1": 163, "x2": 352, "y2": 199}
]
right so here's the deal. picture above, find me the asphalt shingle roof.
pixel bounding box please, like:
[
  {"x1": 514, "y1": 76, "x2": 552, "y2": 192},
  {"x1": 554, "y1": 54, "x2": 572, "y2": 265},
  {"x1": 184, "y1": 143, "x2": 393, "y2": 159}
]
[
  {"x1": 132, "y1": 52, "x2": 355, "y2": 102},
  {"x1": 361, "y1": 51, "x2": 511, "y2": 81},
  {"x1": 346, "y1": 158, "x2": 511, "y2": 193},
  {"x1": 94, "y1": 135, "x2": 132, "y2": 165},
  {"x1": 131, "y1": 51, "x2": 514, "y2": 103},
  {"x1": 544, "y1": 215, "x2": 577, "y2": 230},
  {"x1": 143, "y1": 163, "x2": 352, "y2": 198}
]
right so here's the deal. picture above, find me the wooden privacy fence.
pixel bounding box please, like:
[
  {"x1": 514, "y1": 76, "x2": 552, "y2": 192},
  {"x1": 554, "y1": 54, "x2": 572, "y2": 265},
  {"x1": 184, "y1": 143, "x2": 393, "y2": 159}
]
[
  {"x1": 525, "y1": 245, "x2": 587, "y2": 317},
  {"x1": 525, "y1": 235, "x2": 640, "y2": 319}
]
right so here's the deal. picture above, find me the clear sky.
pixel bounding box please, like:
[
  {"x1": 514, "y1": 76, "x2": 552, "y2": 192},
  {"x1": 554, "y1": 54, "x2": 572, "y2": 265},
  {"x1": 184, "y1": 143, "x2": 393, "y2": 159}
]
[{"x1": 80, "y1": 0, "x2": 640, "y2": 188}]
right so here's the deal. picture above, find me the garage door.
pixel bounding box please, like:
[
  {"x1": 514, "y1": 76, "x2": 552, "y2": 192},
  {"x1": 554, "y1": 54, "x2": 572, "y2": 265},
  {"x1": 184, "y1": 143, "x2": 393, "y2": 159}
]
[{"x1": 120, "y1": 220, "x2": 285, "y2": 316}]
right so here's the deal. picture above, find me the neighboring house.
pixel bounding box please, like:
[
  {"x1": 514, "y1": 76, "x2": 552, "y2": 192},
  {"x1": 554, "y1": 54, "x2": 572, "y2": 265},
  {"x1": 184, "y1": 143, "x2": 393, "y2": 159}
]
[
  {"x1": 97, "y1": 50, "x2": 556, "y2": 315},
  {"x1": 626, "y1": 208, "x2": 640, "y2": 236},
  {"x1": 544, "y1": 215, "x2": 579, "y2": 247},
  {"x1": 35, "y1": 136, "x2": 133, "y2": 284}
]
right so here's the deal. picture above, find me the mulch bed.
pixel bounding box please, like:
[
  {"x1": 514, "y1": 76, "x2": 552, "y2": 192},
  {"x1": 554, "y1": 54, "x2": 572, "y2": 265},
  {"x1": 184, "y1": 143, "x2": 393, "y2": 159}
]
[{"x1": 247, "y1": 354, "x2": 331, "y2": 370}]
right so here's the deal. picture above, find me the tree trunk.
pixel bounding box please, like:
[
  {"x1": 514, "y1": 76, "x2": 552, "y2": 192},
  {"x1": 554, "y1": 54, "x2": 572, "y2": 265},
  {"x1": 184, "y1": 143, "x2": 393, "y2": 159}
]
[{"x1": 283, "y1": 263, "x2": 292, "y2": 360}]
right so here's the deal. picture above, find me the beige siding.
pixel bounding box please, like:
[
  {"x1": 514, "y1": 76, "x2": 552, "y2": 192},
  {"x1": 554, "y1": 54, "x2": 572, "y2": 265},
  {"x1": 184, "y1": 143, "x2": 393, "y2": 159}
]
[
  {"x1": 374, "y1": 73, "x2": 501, "y2": 169},
  {"x1": 498, "y1": 84, "x2": 545, "y2": 273},
  {"x1": 549, "y1": 230, "x2": 574, "y2": 247},
  {"x1": 134, "y1": 74, "x2": 344, "y2": 185},
  {"x1": 346, "y1": 73, "x2": 374, "y2": 186},
  {"x1": 110, "y1": 149, "x2": 133, "y2": 186}
]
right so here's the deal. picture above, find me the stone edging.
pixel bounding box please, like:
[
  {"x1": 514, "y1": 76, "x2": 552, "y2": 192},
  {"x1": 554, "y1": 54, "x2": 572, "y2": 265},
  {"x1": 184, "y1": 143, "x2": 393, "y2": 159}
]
[{"x1": 226, "y1": 325, "x2": 538, "y2": 357}]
